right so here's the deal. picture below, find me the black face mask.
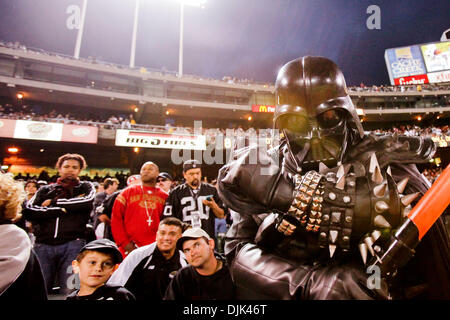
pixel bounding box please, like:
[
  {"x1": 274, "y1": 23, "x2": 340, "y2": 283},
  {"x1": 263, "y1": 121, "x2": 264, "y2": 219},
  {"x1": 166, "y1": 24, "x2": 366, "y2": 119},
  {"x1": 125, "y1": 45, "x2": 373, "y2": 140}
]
[{"x1": 278, "y1": 109, "x2": 348, "y2": 167}]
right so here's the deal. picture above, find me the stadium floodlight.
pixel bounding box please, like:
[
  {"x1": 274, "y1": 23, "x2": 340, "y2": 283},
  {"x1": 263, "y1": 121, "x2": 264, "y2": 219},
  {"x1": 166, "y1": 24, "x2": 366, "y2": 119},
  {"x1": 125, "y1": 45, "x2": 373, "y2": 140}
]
[
  {"x1": 7, "y1": 147, "x2": 19, "y2": 154},
  {"x1": 176, "y1": 0, "x2": 207, "y2": 77},
  {"x1": 130, "y1": 0, "x2": 206, "y2": 71}
]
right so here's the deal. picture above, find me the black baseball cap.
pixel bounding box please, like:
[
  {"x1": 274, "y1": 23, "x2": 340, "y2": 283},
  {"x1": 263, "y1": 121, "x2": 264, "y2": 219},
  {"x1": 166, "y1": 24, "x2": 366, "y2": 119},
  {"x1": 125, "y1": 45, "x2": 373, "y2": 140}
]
[
  {"x1": 79, "y1": 239, "x2": 123, "y2": 264},
  {"x1": 158, "y1": 172, "x2": 173, "y2": 181},
  {"x1": 177, "y1": 227, "x2": 211, "y2": 250},
  {"x1": 183, "y1": 159, "x2": 202, "y2": 172}
]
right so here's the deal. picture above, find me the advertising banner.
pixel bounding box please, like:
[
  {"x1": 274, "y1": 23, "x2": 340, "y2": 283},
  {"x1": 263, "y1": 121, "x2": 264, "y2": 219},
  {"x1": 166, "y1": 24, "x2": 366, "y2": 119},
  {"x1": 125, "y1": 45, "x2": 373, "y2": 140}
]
[
  {"x1": 14, "y1": 120, "x2": 64, "y2": 141},
  {"x1": 115, "y1": 129, "x2": 206, "y2": 150},
  {"x1": 393, "y1": 74, "x2": 429, "y2": 85},
  {"x1": 427, "y1": 70, "x2": 450, "y2": 83},
  {"x1": 385, "y1": 45, "x2": 427, "y2": 84},
  {"x1": 0, "y1": 118, "x2": 17, "y2": 138},
  {"x1": 252, "y1": 105, "x2": 275, "y2": 113},
  {"x1": 0, "y1": 119, "x2": 98, "y2": 143},
  {"x1": 420, "y1": 41, "x2": 450, "y2": 73},
  {"x1": 62, "y1": 124, "x2": 98, "y2": 143}
]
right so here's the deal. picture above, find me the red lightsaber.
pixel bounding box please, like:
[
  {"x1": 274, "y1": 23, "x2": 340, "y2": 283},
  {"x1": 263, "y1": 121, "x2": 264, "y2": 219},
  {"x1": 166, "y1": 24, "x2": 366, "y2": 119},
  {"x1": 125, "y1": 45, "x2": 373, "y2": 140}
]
[
  {"x1": 370, "y1": 164, "x2": 450, "y2": 277},
  {"x1": 407, "y1": 164, "x2": 450, "y2": 240}
]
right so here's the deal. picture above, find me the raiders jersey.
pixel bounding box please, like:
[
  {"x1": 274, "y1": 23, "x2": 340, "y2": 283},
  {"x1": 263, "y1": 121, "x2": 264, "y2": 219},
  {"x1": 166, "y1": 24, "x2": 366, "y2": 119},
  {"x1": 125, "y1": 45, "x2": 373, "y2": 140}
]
[{"x1": 163, "y1": 183, "x2": 225, "y2": 238}]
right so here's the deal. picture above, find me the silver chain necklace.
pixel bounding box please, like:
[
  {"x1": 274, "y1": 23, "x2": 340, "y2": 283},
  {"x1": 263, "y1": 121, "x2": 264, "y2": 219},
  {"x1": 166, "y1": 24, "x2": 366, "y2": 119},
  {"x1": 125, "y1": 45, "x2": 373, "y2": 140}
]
[{"x1": 141, "y1": 184, "x2": 154, "y2": 226}]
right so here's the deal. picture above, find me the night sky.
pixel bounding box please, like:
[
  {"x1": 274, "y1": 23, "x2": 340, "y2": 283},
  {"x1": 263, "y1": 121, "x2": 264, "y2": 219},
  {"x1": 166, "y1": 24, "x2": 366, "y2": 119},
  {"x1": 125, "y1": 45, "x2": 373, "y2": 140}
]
[{"x1": 0, "y1": 0, "x2": 449, "y2": 85}]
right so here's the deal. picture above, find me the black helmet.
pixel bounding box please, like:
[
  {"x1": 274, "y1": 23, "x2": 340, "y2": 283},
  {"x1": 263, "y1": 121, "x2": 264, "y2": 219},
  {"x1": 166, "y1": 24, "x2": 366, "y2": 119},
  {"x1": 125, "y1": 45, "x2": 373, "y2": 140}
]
[{"x1": 274, "y1": 56, "x2": 364, "y2": 167}]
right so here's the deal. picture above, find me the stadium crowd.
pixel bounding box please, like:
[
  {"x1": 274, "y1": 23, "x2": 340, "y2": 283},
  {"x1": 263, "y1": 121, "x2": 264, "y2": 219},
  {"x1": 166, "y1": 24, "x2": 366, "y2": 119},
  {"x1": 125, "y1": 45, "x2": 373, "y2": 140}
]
[
  {"x1": 2, "y1": 153, "x2": 234, "y2": 300},
  {"x1": 348, "y1": 82, "x2": 450, "y2": 93},
  {"x1": 1, "y1": 100, "x2": 449, "y2": 143}
]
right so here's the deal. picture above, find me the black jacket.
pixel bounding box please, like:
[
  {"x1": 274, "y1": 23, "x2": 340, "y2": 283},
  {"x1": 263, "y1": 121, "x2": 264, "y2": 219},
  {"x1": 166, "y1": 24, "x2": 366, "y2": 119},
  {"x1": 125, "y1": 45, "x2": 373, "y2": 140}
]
[
  {"x1": 107, "y1": 242, "x2": 188, "y2": 300},
  {"x1": 164, "y1": 254, "x2": 235, "y2": 300},
  {"x1": 23, "y1": 181, "x2": 95, "y2": 245},
  {"x1": 66, "y1": 284, "x2": 135, "y2": 300}
]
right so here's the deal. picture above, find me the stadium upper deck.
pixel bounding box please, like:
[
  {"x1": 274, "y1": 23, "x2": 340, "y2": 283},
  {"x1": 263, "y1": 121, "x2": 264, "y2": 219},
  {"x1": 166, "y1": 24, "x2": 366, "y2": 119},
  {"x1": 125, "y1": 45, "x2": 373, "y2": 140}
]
[{"x1": 1, "y1": 42, "x2": 449, "y2": 125}]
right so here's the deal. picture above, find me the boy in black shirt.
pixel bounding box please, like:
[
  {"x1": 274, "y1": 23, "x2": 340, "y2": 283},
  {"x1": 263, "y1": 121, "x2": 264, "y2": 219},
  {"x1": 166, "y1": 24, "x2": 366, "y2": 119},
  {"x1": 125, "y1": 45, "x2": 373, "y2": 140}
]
[
  {"x1": 66, "y1": 239, "x2": 135, "y2": 300},
  {"x1": 164, "y1": 228, "x2": 235, "y2": 300}
]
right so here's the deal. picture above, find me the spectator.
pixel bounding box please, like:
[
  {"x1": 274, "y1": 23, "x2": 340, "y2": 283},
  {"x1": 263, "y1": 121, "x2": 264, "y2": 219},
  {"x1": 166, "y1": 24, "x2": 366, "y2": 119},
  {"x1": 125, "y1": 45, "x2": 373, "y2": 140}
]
[
  {"x1": 129, "y1": 113, "x2": 136, "y2": 125},
  {"x1": 23, "y1": 153, "x2": 96, "y2": 295},
  {"x1": 37, "y1": 180, "x2": 48, "y2": 188},
  {"x1": 0, "y1": 172, "x2": 47, "y2": 300},
  {"x1": 17, "y1": 179, "x2": 38, "y2": 241},
  {"x1": 107, "y1": 217, "x2": 188, "y2": 300},
  {"x1": 157, "y1": 172, "x2": 174, "y2": 194},
  {"x1": 164, "y1": 227, "x2": 235, "y2": 300},
  {"x1": 93, "y1": 176, "x2": 138, "y2": 242},
  {"x1": 92, "y1": 178, "x2": 119, "y2": 239},
  {"x1": 92, "y1": 178, "x2": 119, "y2": 215},
  {"x1": 111, "y1": 162, "x2": 168, "y2": 257},
  {"x1": 24, "y1": 180, "x2": 38, "y2": 203},
  {"x1": 66, "y1": 239, "x2": 135, "y2": 300},
  {"x1": 162, "y1": 159, "x2": 225, "y2": 239}
]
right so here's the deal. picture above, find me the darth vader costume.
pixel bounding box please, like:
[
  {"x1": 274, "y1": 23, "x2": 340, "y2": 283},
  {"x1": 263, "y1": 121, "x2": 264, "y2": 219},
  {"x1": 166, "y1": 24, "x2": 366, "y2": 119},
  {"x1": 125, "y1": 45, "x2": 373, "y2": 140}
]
[{"x1": 218, "y1": 56, "x2": 450, "y2": 300}]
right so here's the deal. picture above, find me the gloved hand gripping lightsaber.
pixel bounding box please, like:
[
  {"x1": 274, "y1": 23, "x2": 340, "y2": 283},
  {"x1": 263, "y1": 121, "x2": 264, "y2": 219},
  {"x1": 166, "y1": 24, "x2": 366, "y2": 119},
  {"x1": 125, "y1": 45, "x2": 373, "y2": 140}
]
[{"x1": 368, "y1": 164, "x2": 450, "y2": 277}]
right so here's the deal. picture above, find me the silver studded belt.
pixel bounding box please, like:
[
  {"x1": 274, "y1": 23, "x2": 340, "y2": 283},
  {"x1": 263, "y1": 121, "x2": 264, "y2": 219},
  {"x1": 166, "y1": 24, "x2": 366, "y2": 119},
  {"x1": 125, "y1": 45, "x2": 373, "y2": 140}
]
[{"x1": 287, "y1": 171, "x2": 324, "y2": 233}]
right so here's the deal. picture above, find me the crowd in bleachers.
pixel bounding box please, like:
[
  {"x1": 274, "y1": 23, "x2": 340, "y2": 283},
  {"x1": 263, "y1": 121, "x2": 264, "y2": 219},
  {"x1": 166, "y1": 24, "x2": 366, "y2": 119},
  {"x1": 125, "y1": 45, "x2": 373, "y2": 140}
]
[
  {"x1": 371, "y1": 124, "x2": 449, "y2": 137},
  {"x1": 422, "y1": 167, "x2": 443, "y2": 183},
  {"x1": 1, "y1": 100, "x2": 449, "y2": 145},
  {"x1": 348, "y1": 82, "x2": 450, "y2": 93},
  {"x1": 12, "y1": 169, "x2": 197, "y2": 192}
]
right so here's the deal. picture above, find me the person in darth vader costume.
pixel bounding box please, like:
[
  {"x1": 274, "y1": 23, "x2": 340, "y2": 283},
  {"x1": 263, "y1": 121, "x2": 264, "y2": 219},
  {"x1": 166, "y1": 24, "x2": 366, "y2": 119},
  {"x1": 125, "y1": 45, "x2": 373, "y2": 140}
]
[{"x1": 218, "y1": 56, "x2": 450, "y2": 300}]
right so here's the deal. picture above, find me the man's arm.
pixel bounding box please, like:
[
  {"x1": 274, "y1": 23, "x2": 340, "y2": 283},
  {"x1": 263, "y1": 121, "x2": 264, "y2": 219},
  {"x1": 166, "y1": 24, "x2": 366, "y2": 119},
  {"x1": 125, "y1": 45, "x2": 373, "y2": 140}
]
[
  {"x1": 202, "y1": 190, "x2": 225, "y2": 219},
  {"x1": 162, "y1": 189, "x2": 180, "y2": 218},
  {"x1": 23, "y1": 188, "x2": 66, "y2": 221},
  {"x1": 54, "y1": 182, "x2": 95, "y2": 213},
  {"x1": 110, "y1": 190, "x2": 134, "y2": 252}
]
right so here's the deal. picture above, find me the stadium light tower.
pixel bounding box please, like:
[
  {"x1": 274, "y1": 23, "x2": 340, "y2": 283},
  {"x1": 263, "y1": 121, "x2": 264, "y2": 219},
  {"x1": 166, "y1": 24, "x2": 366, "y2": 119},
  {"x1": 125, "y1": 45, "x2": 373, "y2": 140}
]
[
  {"x1": 130, "y1": 0, "x2": 141, "y2": 68},
  {"x1": 177, "y1": 0, "x2": 207, "y2": 77},
  {"x1": 74, "y1": 0, "x2": 88, "y2": 59}
]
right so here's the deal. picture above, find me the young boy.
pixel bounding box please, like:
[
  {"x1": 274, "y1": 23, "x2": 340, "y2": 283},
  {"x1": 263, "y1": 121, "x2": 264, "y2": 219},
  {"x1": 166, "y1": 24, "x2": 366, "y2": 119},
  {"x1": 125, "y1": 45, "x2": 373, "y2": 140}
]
[{"x1": 66, "y1": 239, "x2": 135, "y2": 300}]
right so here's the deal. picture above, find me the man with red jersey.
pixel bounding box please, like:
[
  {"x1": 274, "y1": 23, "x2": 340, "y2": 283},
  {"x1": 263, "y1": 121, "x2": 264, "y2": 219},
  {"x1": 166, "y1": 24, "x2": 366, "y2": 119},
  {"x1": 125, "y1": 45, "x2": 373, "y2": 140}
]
[{"x1": 111, "y1": 162, "x2": 168, "y2": 257}]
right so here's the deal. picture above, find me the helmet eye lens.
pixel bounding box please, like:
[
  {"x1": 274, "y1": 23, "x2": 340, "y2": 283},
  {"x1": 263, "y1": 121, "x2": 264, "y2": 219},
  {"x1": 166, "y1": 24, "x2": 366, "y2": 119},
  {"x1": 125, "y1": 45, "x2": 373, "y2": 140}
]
[
  {"x1": 317, "y1": 110, "x2": 343, "y2": 129},
  {"x1": 278, "y1": 115, "x2": 309, "y2": 134}
]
